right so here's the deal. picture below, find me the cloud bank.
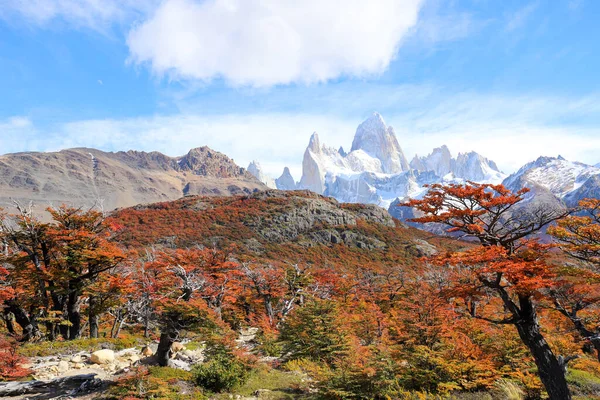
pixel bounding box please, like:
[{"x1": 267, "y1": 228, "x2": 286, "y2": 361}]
[{"x1": 126, "y1": 0, "x2": 424, "y2": 86}]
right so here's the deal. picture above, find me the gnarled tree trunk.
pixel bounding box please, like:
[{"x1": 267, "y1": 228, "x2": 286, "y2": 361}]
[{"x1": 515, "y1": 297, "x2": 571, "y2": 400}]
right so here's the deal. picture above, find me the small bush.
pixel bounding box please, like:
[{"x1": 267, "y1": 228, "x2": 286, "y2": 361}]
[
  {"x1": 108, "y1": 365, "x2": 201, "y2": 400},
  {"x1": 193, "y1": 354, "x2": 250, "y2": 392},
  {"x1": 0, "y1": 335, "x2": 31, "y2": 381},
  {"x1": 193, "y1": 343, "x2": 252, "y2": 393},
  {"x1": 491, "y1": 379, "x2": 524, "y2": 400}
]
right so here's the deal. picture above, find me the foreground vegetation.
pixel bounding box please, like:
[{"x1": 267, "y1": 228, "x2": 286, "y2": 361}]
[{"x1": 1, "y1": 188, "x2": 600, "y2": 399}]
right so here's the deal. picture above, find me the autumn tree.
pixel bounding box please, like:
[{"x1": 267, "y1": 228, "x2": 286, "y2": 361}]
[
  {"x1": 0, "y1": 205, "x2": 125, "y2": 340},
  {"x1": 549, "y1": 198, "x2": 600, "y2": 361},
  {"x1": 144, "y1": 247, "x2": 239, "y2": 366},
  {"x1": 240, "y1": 262, "x2": 309, "y2": 326},
  {"x1": 404, "y1": 183, "x2": 572, "y2": 399}
]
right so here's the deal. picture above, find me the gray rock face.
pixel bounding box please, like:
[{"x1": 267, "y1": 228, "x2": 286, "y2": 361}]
[{"x1": 244, "y1": 190, "x2": 394, "y2": 248}]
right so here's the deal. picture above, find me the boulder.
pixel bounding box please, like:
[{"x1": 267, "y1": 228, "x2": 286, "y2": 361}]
[
  {"x1": 90, "y1": 349, "x2": 115, "y2": 365},
  {"x1": 171, "y1": 342, "x2": 185, "y2": 353},
  {"x1": 141, "y1": 346, "x2": 154, "y2": 357},
  {"x1": 70, "y1": 354, "x2": 85, "y2": 363},
  {"x1": 57, "y1": 360, "x2": 70, "y2": 373}
]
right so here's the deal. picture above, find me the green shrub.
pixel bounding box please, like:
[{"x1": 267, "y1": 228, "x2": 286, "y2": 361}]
[
  {"x1": 193, "y1": 354, "x2": 250, "y2": 392},
  {"x1": 192, "y1": 343, "x2": 252, "y2": 393},
  {"x1": 279, "y1": 300, "x2": 349, "y2": 365},
  {"x1": 107, "y1": 365, "x2": 203, "y2": 400}
]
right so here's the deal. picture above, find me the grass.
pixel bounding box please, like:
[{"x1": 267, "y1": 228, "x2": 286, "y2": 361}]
[
  {"x1": 568, "y1": 369, "x2": 600, "y2": 399},
  {"x1": 106, "y1": 366, "x2": 204, "y2": 400},
  {"x1": 215, "y1": 365, "x2": 310, "y2": 399},
  {"x1": 18, "y1": 335, "x2": 148, "y2": 357}
]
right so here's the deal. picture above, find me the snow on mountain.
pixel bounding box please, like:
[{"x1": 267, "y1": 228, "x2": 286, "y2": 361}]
[
  {"x1": 298, "y1": 113, "x2": 504, "y2": 208},
  {"x1": 275, "y1": 167, "x2": 297, "y2": 190},
  {"x1": 410, "y1": 145, "x2": 452, "y2": 178},
  {"x1": 350, "y1": 113, "x2": 409, "y2": 173},
  {"x1": 247, "y1": 161, "x2": 277, "y2": 189},
  {"x1": 503, "y1": 156, "x2": 600, "y2": 206},
  {"x1": 454, "y1": 151, "x2": 505, "y2": 183},
  {"x1": 410, "y1": 146, "x2": 504, "y2": 184}
]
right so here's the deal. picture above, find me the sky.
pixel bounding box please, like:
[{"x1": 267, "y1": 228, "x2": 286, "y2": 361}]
[{"x1": 1, "y1": 0, "x2": 599, "y2": 179}]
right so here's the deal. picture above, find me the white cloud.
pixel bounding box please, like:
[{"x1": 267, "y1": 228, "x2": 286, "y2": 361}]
[
  {"x1": 126, "y1": 0, "x2": 424, "y2": 87},
  {"x1": 0, "y1": 0, "x2": 155, "y2": 32},
  {"x1": 2, "y1": 87, "x2": 600, "y2": 181}
]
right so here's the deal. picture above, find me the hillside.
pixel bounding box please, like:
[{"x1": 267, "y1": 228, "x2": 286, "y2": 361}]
[
  {"x1": 0, "y1": 146, "x2": 265, "y2": 214},
  {"x1": 111, "y1": 189, "x2": 455, "y2": 266}
]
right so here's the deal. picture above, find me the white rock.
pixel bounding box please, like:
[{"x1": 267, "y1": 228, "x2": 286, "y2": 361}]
[
  {"x1": 57, "y1": 360, "x2": 70, "y2": 373},
  {"x1": 70, "y1": 354, "x2": 84, "y2": 363},
  {"x1": 90, "y1": 349, "x2": 115, "y2": 365},
  {"x1": 171, "y1": 342, "x2": 185, "y2": 353}
]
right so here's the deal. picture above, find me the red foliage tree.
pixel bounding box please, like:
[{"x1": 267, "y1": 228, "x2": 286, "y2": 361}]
[
  {"x1": 549, "y1": 198, "x2": 600, "y2": 361},
  {"x1": 404, "y1": 183, "x2": 572, "y2": 400}
]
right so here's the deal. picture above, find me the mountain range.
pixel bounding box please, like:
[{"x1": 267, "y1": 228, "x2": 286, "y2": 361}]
[
  {"x1": 0, "y1": 146, "x2": 264, "y2": 215},
  {"x1": 247, "y1": 112, "x2": 600, "y2": 217},
  {"x1": 0, "y1": 113, "x2": 598, "y2": 221}
]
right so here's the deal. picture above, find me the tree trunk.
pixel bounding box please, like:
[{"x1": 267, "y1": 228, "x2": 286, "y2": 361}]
[
  {"x1": 88, "y1": 296, "x2": 99, "y2": 339},
  {"x1": 563, "y1": 310, "x2": 600, "y2": 362},
  {"x1": 144, "y1": 313, "x2": 150, "y2": 338},
  {"x1": 156, "y1": 326, "x2": 178, "y2": 367},
  {"x1": 516, "y1": 297, "x2": 571, "y2": 400},
  {"x1": 5, "y1": 302, "x2": 39, "y2": 341},
  {"x1": 3, "y1": 310, "x2": 15, "y2": 334},
  {"x1": 67, "y1": 291, "x2": 82, "y2": 340}
]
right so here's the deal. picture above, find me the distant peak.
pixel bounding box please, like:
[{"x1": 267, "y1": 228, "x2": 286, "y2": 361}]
[
  {"x1": 557, "y1": 155, "x2": 566, "y2": 161},
  {"x1": 359, "y1": 112, "x2": 387, "y2": 131},
  {"x1": 308, "y1": 132, "x2": 321, "y2": 153}
]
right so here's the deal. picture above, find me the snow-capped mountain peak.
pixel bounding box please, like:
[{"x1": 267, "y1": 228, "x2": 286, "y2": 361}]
[
  {"x1": 503, "y1": 156, "x2": 600, "y2": 203},
  {"x1": 247, "y1": 160, "x2": 277, "y2": 189},
  {"x1": 350, "y1": 112, "x2": 409, "y2": 174},
  {"x1": 307, "y1": 132, "x2": 321, "y2": 153},
  {"x1": 275, "y1": 167, "x2": 297, "y2": 191},
  {"x1": 297, "y1": 113, "x2": 505, "y2": 208}
]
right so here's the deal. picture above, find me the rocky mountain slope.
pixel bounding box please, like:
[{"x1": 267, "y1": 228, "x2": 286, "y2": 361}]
[
  {"x1": 503, "y1": 155, "x2": 600, "y2": 208},
  {"x1": 0, "y1": 146, "x2": 265, "y2": 214},
  {"x1": 111, "y1": 190, "x2": 447, "y2": 265}
]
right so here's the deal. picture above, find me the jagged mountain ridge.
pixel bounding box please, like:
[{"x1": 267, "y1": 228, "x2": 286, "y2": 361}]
[
  {"x1": 0, "y1": 146, "x2": 265, "y2": 214},
  {"x1": 503, "y1": 155, "x2": 600, "y2": 207},
  {"x1": 247, "y1": 160, "x2": 277, "y2": 189},
  {"x1": 294, "y1": 112, "x2": 505, "y2": 207}
]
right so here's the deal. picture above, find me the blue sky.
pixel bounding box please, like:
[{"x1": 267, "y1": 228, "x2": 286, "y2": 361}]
[{"x1": 1, "y1": 0, "x2": 599, "y2": 178}]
